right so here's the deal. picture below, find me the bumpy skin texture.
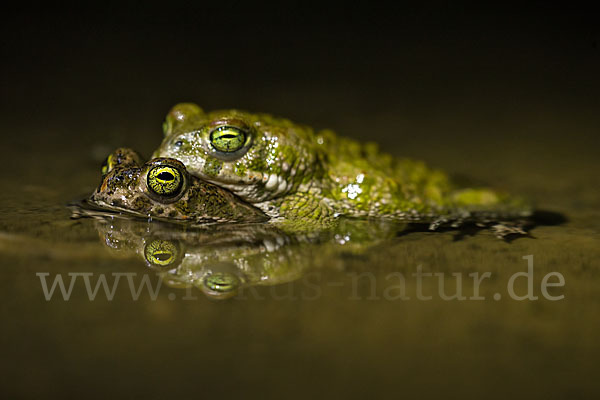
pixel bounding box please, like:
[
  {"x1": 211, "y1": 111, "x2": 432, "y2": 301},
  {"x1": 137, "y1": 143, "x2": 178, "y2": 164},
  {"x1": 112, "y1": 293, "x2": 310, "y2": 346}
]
[
  {"x1": 153, "y1": 103, "x2": 532, "y2": 229},
  {"x1": 89, "y1": 148, "x2": 268, "y2": 224}
]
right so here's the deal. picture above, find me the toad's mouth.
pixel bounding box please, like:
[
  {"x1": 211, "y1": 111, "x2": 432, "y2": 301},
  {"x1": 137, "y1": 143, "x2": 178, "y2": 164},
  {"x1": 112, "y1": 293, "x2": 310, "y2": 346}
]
[{"x1": 184, "y1": 166, "x2": 296, "y2": 203}]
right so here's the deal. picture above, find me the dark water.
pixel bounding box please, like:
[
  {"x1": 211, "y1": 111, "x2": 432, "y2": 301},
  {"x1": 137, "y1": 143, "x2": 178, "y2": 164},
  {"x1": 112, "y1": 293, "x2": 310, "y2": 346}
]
[{"x1": 2, "y1": 8, "x2": 599, "y2": 399}]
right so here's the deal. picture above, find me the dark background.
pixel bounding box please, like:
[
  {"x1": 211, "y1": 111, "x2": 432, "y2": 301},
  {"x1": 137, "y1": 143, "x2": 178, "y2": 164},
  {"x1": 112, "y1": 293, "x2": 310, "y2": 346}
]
[
  {"x1": 3, "y1": 4, "x2": 598, "y2": 213},
  {"x1": 3, "y1": 5, "x2": 598, "y2": 157}
]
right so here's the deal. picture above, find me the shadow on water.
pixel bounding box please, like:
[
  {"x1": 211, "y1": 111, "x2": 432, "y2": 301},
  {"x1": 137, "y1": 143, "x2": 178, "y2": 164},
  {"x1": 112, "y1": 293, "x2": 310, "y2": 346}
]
[{"x1": 396, "y1": 209, "x2": 568, "y2": 243}]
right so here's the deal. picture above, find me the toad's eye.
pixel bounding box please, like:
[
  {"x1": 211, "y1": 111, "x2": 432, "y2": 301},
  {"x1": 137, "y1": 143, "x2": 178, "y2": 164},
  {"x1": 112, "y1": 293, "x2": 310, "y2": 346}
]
[
  {"x1": 147, "y1": 165, "x2": 183, "y2": 197},
  {"x1": 101, "y1": 154, "x2": 113, "y2": 175},
  {"x1": 144, "y1": 239, "x2": 181, "y2": 269},
  {"x1": 209, "y1": 126, "x2": 247, "y2": 153}
]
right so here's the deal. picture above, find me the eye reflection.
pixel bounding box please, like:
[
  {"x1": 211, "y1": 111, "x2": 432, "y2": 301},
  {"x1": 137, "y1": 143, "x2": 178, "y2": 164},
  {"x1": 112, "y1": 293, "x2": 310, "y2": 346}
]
[
  {"x1": 199, "y1": 263, "x2": 243, "y2": 300},
  {"x1": 203, "y1": 272, "x2": 240, "y2": 293},
  {"x1": 144, "y1": 238, "x2": 182, "y2": 269}
]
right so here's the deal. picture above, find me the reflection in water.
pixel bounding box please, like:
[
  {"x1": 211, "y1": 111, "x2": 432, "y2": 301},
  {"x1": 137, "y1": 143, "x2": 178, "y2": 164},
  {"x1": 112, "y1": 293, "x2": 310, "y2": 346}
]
[
  {"x1": 70, "y1": 202, "x2": 562, "y2": 300},
  {"x1": 73, "y1": 204, "x2": 404, "y2": 299}
]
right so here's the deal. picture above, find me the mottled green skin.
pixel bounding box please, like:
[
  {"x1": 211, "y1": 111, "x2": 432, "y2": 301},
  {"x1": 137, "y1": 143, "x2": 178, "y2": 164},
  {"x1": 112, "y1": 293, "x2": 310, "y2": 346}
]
[
  {"x1": 89, "y1": 148, "x2": 267, "y2": 224},
  {"x1": 154, "y1": 103, "x2": 532, "y2": 229}
]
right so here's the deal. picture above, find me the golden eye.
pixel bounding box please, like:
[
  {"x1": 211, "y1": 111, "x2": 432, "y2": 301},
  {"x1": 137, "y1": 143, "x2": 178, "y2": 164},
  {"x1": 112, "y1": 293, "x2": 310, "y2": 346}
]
[
  {"x1": 101, "y1": 149, "x2": 143, "y2": 175},
  {"x1": 101, "y1": 154, "x2": 113, "y2": 175},
  {"x1": 144, "y1": 239, "x2": 180, "y2": 268},
  {"x1": 147, "y1": 165, "x2": 183, "y2": 197},
  {"x1": 209, "y1": 126, "x2": 247, "y2": 153}
]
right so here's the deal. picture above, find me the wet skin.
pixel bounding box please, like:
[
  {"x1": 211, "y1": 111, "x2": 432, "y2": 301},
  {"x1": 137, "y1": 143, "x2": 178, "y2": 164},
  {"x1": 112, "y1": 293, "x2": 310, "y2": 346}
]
[
  {"x1": 84, "y1": 149, "x2": 409, "y2": 298},
  {"x1": 153, "y1": 103, "x2": 532, "y2": 230},
  {"x1": 79, "y1": 133, "x2": 542, "y2": 299},
  {"x1": 88, "y1": 148, "x2": 268, "y2": 225}
]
